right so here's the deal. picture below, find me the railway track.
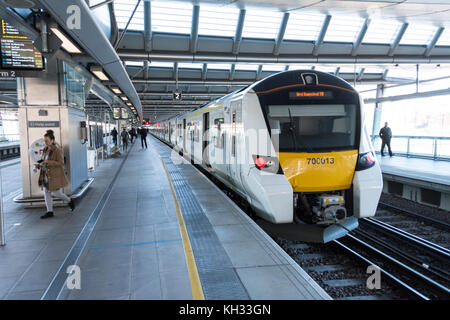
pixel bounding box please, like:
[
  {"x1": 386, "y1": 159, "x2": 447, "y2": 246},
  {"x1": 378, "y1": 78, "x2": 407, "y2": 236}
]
[
  {"x1": 375, "y1": 201, "x2": 450, "y2": 249},
  {"x1": 155, "y1": 137, "x2": 450, "y2": 299}
]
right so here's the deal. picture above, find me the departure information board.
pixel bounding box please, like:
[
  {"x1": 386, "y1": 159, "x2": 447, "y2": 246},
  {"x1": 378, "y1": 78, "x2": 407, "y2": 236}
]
[{"x1": 0, "y1": 19, "x2": 44, "y2": 70}]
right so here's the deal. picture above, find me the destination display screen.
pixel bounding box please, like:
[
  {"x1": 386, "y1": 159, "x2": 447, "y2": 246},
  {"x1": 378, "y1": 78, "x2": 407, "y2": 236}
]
[
  {"x1": 289, "y1": 91, "x2": 334, "y2": 100},
  {"x1": 0, "y1": 19, "x2": 44, "y2": 70}
]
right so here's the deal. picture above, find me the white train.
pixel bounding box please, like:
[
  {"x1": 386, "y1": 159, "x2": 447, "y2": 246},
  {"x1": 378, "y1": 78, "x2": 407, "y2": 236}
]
[{"x1": 151, "y1": 70, "x2": 383, "y2": 243}]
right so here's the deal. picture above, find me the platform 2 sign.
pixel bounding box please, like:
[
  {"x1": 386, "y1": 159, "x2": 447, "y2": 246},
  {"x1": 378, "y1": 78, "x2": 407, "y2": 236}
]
[{"x1": 0, "y1": 18, "x2": 45, "y2": 75}]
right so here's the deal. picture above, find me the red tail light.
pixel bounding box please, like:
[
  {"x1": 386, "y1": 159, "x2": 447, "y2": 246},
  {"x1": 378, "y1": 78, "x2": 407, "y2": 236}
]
[{"x1": 255, "y1": 157, "x2": 267, "y2": 168}]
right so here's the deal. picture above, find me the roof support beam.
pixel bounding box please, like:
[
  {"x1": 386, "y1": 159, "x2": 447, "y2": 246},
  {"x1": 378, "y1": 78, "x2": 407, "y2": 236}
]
[
  {"x1": 232, "y1": 9, "x2": 246, "y2": 55},
  {"x1": 229, "y1": 64, "x2": 236, "y2": 80},
  {"x1": 313, "y1": 15, "x2": 332, "y2": 56},
  {"x1": 335, "y1": 67, "x2": 340, "y2": 76},
  {"x1": 424, "y1": 27, "x2": 444, "y2": 57},
  {"x1": 284, "y1": 65, "x2": 289, "y2": 71},
  {"x1": 273, "y1": 12, "x2": 290, "y2": 56},
  {"x1": 144, "y1": 0, "x2": 152, "y2": 52},
  {"x1": 357, "y1": 67, "x2": 365, "y2": 81},
  {"x1": 351, "y1": 18, "x2": 370, "y2": 56},
  {"x1": 388, "y1": 23, "x2": 408, "y2": 56},
  {"x1": 256, "y1": 65, "x2": 263, "y2": 80},
  {"x1": 201, "y1": 63, "x2": 207, "y2": 81},
  {"x1": 89, "y1": 0, "x2": 113, "y2": 10},
  {"x1": 190, "y1": 5, "x2": 200, "y2": 53}
]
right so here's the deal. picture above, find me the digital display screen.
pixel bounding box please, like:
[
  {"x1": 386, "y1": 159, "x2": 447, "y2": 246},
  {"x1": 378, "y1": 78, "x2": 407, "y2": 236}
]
[
  {"x1": 121, "y1": 108, "x2": 129, "y2": 119},
  {"x1": 113, "y1": 108, "x2": 121, "y2": 120},
  {"x1": 289, "y1": 91, "x2": 334, "y2": 99},
  {"x1": 0, "y1": 19, "x2": 44, "y2": 70}
]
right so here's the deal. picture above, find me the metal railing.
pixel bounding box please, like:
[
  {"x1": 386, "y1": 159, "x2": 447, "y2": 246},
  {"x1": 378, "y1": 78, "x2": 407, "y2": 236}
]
[
  {"x1": 0, "y1": 134, "x2": 20, "y2": 143},
  {"x1": 371, "y1": 135, "x2": 450, "y2": 161}
]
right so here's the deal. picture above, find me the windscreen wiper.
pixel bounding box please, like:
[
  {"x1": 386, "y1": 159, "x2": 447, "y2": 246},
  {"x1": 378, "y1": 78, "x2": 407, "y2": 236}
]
[
  {"x1": 288, "y1": 108, "x2": 298, "y2": 152},
  {"x1": 288, "y1": 108, "x2": 314, "y2": 153}
]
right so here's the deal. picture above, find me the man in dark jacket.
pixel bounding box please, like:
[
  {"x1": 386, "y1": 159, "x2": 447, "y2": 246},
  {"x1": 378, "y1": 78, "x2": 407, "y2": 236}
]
[
  {"x1": 140, "y1": 127, "x2": 148, "y2": 149},
  {"x1": 379, "y1": 122, "x2": 393, "y2": 157},
  {"x1": 111, "y1": 127, "x2": 118, "y2": 145}
]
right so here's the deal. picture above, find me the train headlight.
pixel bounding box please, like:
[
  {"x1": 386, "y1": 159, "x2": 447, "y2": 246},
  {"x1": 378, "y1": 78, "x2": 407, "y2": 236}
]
[{"x1": 356, "y1": 151, "x2": 376, "y2": 171}]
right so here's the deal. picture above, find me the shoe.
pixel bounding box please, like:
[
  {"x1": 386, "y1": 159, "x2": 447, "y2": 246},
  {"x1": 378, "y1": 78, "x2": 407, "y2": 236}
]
[
  {"x1": 41, "y1": 212, "x2": 54, "y2": 219},
  {"x1": 68, "y1": 199, "x2": 75, "y2": 211}
]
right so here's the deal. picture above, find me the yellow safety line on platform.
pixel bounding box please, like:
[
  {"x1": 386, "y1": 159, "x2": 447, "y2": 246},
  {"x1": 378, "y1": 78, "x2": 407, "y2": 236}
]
[{"x1": 160, "y1": 158, "x2": 205, "y2": 300}]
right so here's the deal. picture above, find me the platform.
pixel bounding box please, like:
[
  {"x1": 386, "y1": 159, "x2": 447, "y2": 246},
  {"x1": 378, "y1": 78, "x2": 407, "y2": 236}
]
[
  {"x1": 379, "y1": 156, "x2": 450, "y2": 187},
  {"x1": 0, "y1": 137, "x2": 330, "y2": 300}
]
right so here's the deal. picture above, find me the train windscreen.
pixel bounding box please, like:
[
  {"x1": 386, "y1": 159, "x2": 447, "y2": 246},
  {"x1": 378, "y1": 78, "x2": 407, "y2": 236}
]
[{"x1": 267, "y1": 103, "x2": 357, "y2": 153}]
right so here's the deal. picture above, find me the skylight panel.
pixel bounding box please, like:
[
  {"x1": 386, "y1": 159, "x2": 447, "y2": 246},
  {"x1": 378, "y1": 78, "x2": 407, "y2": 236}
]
[
  {"x1": 208, "y1": 63, "x2": 232, "y2": 70},
  {"x1": 235, "y1": 64, "x2": 260, "y2": 71},
  {"x1": 364, "y1": 67, "x2": 385, "y2": 73},
  {"x1": 399, "y1": 23, "x2": 439, "y2": 45},
  {"x1": 315, "y1": 66, "x2": 337, "y2": 73},
  {"x1": 362, "y1": 19, "x2": 403, "y2": 44},
  {"x1": 149, "y1": 62, "x2": 173, "y2": 68},
  {"x1": 125, "y1": 61, "x2": 144, "y2": 66},
  {"x1": 114, "y1": 0, "x2": 144, "y2": 31},
  {"x1": 262, "y1": 64, "x2": 286, "y2": 71},
  {"x1": 198, "y1": 4, "x2": 239, "y2": 37},
  {"x1": 436, "y1": 28, "x2": 450, "y2": 46},
  {"x1": 152, "y1": 1, "x2": 192, "y2": 34},
  {"x1": 178, "y1": 63, "x2": 204, "y2": 69},
  {"x1": 387, "y1": 66, "x2": 416, "y2": 79},
  {"x1": 338, "y1": 66, "x2": 361, "y2": 74},
  {"x1": 284, "y1": 12, "x2": 326, "y2": 41},
  {"x1": 242, "y1": 9, "x2": 283, "y2": 39},
  {"x1": 287, "y1": 64, "x2": 312, "y2": 70},
  {"x1": 323, "y1": 15, "x2": 365, "y2": 43}
]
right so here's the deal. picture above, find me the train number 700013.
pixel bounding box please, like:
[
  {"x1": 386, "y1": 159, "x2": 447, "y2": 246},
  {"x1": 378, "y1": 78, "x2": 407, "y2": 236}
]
[{"x1": 307, "y1": 157, "x2": 335, "y2": 165}]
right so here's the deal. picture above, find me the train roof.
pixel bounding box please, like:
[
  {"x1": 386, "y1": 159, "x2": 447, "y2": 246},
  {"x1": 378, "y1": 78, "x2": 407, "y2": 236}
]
[{"x1": 157, "y1": 70, "x2": 356, "y2": 124}]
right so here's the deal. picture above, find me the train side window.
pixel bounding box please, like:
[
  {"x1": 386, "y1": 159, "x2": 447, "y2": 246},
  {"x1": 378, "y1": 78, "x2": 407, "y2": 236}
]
[
  {"x1": 231, "y1": 135, "x2": 236, "y2": 156},
  {"x1": 214, "y1": 118, "x2": 224, "y2": 149}
]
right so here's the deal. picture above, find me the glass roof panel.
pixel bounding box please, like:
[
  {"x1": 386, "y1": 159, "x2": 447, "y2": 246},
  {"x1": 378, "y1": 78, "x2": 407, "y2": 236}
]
[
  {"x1": 436, "y1": 28, "x2": 450, "y2": 46},
  {"x1": 152, "y1": 1, "x2": 192, "y2": 34},
  {"x1": 262, "y1": 64, "x2": 286, "y2": 71},
  {"x1": 242, "y1": 9, "x2": 283, "y2": 39},
  {"x1": 114, "y1": 0, "x2": 144, "y2": 31},
  {"x1": 387, "y1": 66, "x2": 417, "y2": 79},
  {"x1": 362, "y1": 19, "x2": 403, "y2": 44},
  {"x1": 149, "y1": 62, "x2": 173, "y2": 68},
  {"x1": 178, "y1": 63, "x2": 204, "y2": 69},
  {"x1": 208, "y1": 63, "x2": 232, "y2": 70},
  {"x1": 338, "y1": 66, "x2": 361, "y2": 73},
  {"x1": 284, "y1": 12, "x2": 326, "y2": 41},
  {"x1": 315, "y1": 66, "x2": 337, "y2": 73},
  {"x1": 323, "y1": 15, "x2": 365, "y2": 43},
  {"x1": 399, "y1": 23, "x2": 439, "y2": 45},
  {"x1": 198, "y1": 4, "x2": 239, "y2": 37},
  {"x1": 287, "y1": 64, "x2": 312, "y2": 70},
  {"x1": 125, "y1": 61, "x2": 144, "y2": 66},
  {"x1": 235, "y1": 63, "x2": 260, "y2": 71}
]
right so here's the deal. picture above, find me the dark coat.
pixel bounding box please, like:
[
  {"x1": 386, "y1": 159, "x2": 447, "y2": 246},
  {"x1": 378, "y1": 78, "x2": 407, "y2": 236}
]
[
  {"x1": 379, "y1": 127, "x2": 392, "y2": 141},
  {"x1": 38, "y1": 144, "x2": 68, "y2": 191}
]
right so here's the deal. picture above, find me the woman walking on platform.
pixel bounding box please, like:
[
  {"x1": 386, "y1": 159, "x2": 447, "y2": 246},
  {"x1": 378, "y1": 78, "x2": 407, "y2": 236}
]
[{"x1": 37, "y1": 130, "x2": 75, "y2": 219}]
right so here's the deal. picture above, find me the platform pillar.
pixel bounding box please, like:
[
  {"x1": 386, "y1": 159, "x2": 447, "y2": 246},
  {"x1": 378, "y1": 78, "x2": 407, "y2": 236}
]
[
  {"x1": 371, "y1": 83, "x2": 384, "y2": 144},
  {"x1": 17, "y1": 58, "x2": 89, "y2": 201}
]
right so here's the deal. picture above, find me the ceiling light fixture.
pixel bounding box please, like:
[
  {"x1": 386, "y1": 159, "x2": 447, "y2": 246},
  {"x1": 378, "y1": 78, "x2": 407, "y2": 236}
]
[{"x1": 50, "y1": 26, "x2": 82, "y2": 54}]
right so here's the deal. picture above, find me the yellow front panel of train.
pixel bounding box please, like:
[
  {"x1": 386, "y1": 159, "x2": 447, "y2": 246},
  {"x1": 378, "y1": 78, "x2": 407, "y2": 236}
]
[{"x1": 278, "y1": 150, "x2": 358, "y2": 192}]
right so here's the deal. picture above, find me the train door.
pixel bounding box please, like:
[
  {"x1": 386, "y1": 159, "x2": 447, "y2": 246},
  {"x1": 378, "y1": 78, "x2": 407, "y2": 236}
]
[
  {"x1": 183, "y1": 118, "x2": 186, "y2": 153},
  {"x1": 229, "y1": 102, "x2": 241, "y2": 185},
  {"x1": 203, "y1": 112, "x2": 210, "y2": 167}
]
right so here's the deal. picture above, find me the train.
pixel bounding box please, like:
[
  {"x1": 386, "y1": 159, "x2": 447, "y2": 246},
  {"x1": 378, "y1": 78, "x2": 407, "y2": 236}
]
[{"x1": 150, "y1": 70, "x2": 383, "y2": 243}]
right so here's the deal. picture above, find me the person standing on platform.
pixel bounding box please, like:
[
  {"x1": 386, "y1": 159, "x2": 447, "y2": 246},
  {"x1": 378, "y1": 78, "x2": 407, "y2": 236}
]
[
  {"x1": 140, "y1": 126, "x2": 148, "y2": 149},
  {"x1": 38, "y1": 130, "x2": 75, "y2": 219},
  {"x1": 130, "y1": 127, "x2": 137, "y2": 143},
  {"x1": 111, "y1": 127, "x2": 118, "y2": 146},
  {"x1": 121, "y1": 127, "x2": 130, "y2": 152},
  {"x1": 128, "y1": 128, "x2": 134, "y2": 143},
  {"x1": 379, "y1": 122, "x2": 393, "y2": 157}
]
